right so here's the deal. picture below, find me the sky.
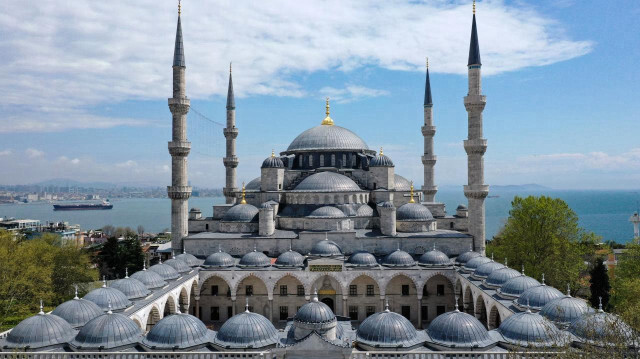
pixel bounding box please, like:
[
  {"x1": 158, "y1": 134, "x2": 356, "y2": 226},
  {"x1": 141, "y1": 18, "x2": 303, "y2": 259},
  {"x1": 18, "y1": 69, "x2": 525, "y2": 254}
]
[{"x1": 0, "y1": 0, "x2": 639, "y2": 190}]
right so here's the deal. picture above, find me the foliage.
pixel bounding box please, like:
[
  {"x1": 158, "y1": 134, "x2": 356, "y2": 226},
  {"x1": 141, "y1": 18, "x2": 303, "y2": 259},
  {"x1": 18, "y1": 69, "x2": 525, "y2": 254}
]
[
  {"x1": 486, "y1": 196, "x2": 599, "y2": 291},
  {"x1": 96, "y1": 235, "x2": 144, "y2": 279},
  {"x1": 589, "y1": 258, "x2": 610, "y2": 310},
  {"x1": 610, "y1": 243, "x2": 640, "y2": 331},
  {"x1": 137, "y1": 224, "x2": 145, "y2": 235}
]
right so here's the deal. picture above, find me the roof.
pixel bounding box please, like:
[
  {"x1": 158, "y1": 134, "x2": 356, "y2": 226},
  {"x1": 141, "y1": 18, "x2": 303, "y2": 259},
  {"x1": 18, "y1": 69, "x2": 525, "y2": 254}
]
[
  {"x1": 110, "y1": 277, "x2": 151, "y2": 300},
  {"x1": 307, "y1": 206, "x2": 346, "y2": 218},
  {"x1": 468, "y1": 14, "x2": 481, "y2": 66},
  {"x1": 141, "y1": 313, "x2": 213, "y2": 350},
  {"x1": 540, "y1": 295, "x2": 594, "y2": 326},
  {"x1": 515, "y1": 284, "x2": 563, "y2": 311},
  {"x1": 130, "y1": 267, "x2": 167, "y2": 289},
  {"x1": 418, "y1": 247, "x2": 451, "y2": 267},
  {"x1": 357, "y1": 309, "x2": 425, "y2": 348},
  {"x1": 149, "y1": 263, "x2": 180, "y2": 280},
  {"x1": 347, "y1": 251, "x2": 378, "y2": 267},
  {"x1": 164, "y1": 257, "x2": 191, "y2": 273},
  {"x1": 173, "y1": 15, "x2": 185, "y2": 67},
  {"x1": 275, "y1": 250, "x2": 305, "y2": 268},
  {"x1": 286, "y1": 125, "x2": 370, "y2": 153},
  {"x1": 70, "y1": 312, "x2": 142, "y2": 350},
  {"x1": 83, "y1": 286, "x2": 132, "y2": 311},
  {"x1": 204, "y1": 250, "x2": 235, "y2": 268},
  {"x1": 294, "y1": 298, "x2": 336, "y2": 324},
  {"x1": 382, "y1": 249, "x2": 416, "y2": 267},
  {"x1": 221, "y1": 203, "x2": 259, "y2": 222},
  {"x1": 483, "y1": 267, "x2": 521, "y2": 289},
  {"x1": 3, "y1": 312, "x2": 75, "y2": 349},
  {"x1": 214, "y1": 310, "x2": 278, "y2": 349},
  {"x1": 472, "y1": 260, "x2": 505, "y2": 279},
  {"x1": 261, "y1": 155, "x2": 284, "y2": 168},
  {"x1": 497, "y1": 275, "x2": 541, "y2": 299},
  {"x1": 495, "y1": 310, "x2": 566, "y2": 348},
  {"x1": 426, "y1": 309, "x2": 494, "y2": 349},
  {"x1": 238, "y1": 250, "x2": 271, "y2": 268},
  {"x1": 310, "y1": 239, "x2": 342, "y2": 256},
  {"x1": 370, "y1": 154, "x2": 394, "y2": 167},
  {"x1": 424, "y1": 67, "x2": 433, "y2": 106},
  {"x1": 294, "y1": 172, "x2": 361, "y2": 192},
  {"x1": 51, "y1": 297, "x2": 103, "y2": 328},
  {"x1": 397, "y1": 203, "x2": 434, "y2": 221}
]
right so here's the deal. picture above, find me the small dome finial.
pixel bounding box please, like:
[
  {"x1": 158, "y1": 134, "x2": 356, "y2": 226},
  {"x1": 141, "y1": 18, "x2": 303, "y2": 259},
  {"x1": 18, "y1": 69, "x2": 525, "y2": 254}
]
[
  {"x1": 384, "y1": 298, "x2": 390, "y2": 312},
  {"x1": 178, "y1": 0, "x2": 182, "y2": 16},
  {"x1": 183, "y1": 247, "x2": 186, "y2": 254},
  {"x1": 172, "y1": 250, "x2": 176, "y2": 259},
  {"x1": 491, "y1": 252, "x2": 494, "y2": 261},
  {"x1": 321, "y1": 97, "x2": 334, "y2": 126},
  {"x1": 74, "y1": 285, "x2": 79, "y2": 300},
  {"x1": 504, "y1": 257, "x2": 508, "y2": 267},
  {"x1": 240, "y1": 182, "x2": 247, "y2": 204},
  {"x1": 253, "y1": 244, "x2": 257, "y2": 252},
  {"x1": 313, "y1": 288, "x2": 319, "y2": 302},
  {"x1": 102, "y1": 276, "x2": 107, "y2": 288},
  {"x1": 598, "y1": 296, "x2": 604, "y2": 312},
  {"x1": 159, "y1": 256, "x2": 163, "y2": 264},
  {"x1": 473, "y1": 0, "x2": 476, "y2": 15},
  {"x1": 526, "y1": 298, "x2": 532, "y2": 313},
  {"x1": 566, "y1": 283, "x2": 571, "y2": 297},
  {"x1": 125, "y1": 268, "x2": 129, "y2": 278},
  {"x1": 143, "y1": 261, "x2": 147, "y2": 271},
  {"x1": 454, "y1": 297, "x2": 459, "y2": 312},
  {"x1": 245, "y1": 297, "x2": 250, "y2": 313},
  {"x1": 107, "y1": 299, "x2": 113, "y2": 314},
  {"x1": 521, "y1": 265, "x2": 525, "y2": 275},
  {"x1": 541, "y1": 273, "x2": 545, "y2": 285},
  {"x1": 218, "y1": 243, "x2": 222, "y2": 253},
  {"x1": 409, "y1": 181, "x2": 415, "y2": 203},
  {"x1": 39, "y1": 299, "x2": 45, "y2": 315},
  {"x1": 433, "y1": 243, "x2": 436, "y2": 251}
]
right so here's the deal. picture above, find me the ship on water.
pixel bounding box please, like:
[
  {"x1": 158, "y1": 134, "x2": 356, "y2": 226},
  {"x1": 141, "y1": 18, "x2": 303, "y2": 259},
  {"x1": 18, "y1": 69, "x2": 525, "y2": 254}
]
[{"x1": 53, "y1": 200, "x2": 113, "y2": 211}]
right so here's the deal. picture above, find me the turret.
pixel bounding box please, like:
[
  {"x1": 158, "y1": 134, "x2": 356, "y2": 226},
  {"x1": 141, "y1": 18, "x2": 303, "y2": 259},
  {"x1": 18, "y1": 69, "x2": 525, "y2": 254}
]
[
  {"x1": 260, "y1": 150, "x2": 285, "y2": 192},
  {"x1": 223, "y1": 63, "x2": 239, "y2": 204},
  {"x1": 378, "y1": 201, "x2": 397, "y2": 236},
  {"x1": 259, "y1": 202, "x2": 275, "y2": 236},
  {"x1": 421, "y1": 57, "x2": 437, "y2": 202}
]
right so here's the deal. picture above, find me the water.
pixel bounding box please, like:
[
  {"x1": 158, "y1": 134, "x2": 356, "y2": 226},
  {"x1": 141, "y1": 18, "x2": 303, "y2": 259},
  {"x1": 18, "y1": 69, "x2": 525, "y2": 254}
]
[{"x1": 1, "y1": 190, "x2": 638, "y2": 243}]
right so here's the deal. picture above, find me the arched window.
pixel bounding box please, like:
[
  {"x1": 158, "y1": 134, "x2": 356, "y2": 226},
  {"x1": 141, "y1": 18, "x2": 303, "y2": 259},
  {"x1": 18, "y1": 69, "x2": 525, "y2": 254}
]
[
  {"x1": 309, "y1": 155, "x2": 313, "y2": 166},
  {"x1": 298, "y1": 156, "x2": 302, "y2": 167},
  {"x1": 319, "y1": 154, "x2": 324, "y2": 167},
  {"x1": 331, "y1": 154, "x2": 336, "y2": 166},
  {"x1": 342, "y1": 154, "x2": 346, "y2": 166}
]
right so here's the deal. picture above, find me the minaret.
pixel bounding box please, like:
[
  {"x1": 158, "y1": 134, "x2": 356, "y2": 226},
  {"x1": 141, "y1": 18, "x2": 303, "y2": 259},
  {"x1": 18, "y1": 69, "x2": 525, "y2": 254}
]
[
  {"x1": 463, "y1": 0, "x2": 488, "y2": 254},
  {"x1": 223, "y1": 63, "x2": 239, "y2": 204},
  {"x1": 167, "y1": 1, "x2": 191, "y2": 252},
  {"x1": 421, "y1": 57, "x2": 437, "y2": 202}
]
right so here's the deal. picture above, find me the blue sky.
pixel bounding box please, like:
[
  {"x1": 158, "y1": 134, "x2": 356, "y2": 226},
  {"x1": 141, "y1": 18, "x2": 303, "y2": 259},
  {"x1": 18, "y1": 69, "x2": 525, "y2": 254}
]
[{"x1": 0, "y1": 0, "x2": 638, "y2": 189}]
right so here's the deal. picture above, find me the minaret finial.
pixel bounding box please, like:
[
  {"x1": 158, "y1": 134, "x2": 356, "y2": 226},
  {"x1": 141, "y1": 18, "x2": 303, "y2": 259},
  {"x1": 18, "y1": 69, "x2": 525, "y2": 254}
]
[
  {"x1": 473, "y1": 0, "x2": 476, "y2": 15},
  {"x1": 240, "y1": 182, "x2": 247, "y2": 204},
  {"x1": 178, "y1": 0, "x2": 182, "y2": 16},
  {"x1": 271, "y1": 149, "x2": 275, "y2": 158},
  {"x1": 230, "y1": 61, "x2": 232, "y2": 74},
  {"x1": 409, "y1": 181, "x2": 416, "y2": 203},
  {"x1": 107, "y1": 299, "x2": 113, "y2": 314},
  {"x1": 143, "y1": 261, "x2": 147, "y2": 271},
  {"x1": 454, "y1": 297, "x2": 459, "y2": 311},
  {"x1": 521, "y1": 265, "x2": 525, "y2": 275},
  {"x1": 504, "y1": 258, "x2": 508, "y2": 267},
  {"x1": 426, "y1": 57, "x2": 429, "y2": 69},
  {"x1": 321, "y1": 98, "x2": 334, "y2": 126},
  {"x1": 39, "y1": 299, "x2": 44, "y2": 314},
  {"x1": 74, "y1": 285, "x2": 79, "y2": 299}
]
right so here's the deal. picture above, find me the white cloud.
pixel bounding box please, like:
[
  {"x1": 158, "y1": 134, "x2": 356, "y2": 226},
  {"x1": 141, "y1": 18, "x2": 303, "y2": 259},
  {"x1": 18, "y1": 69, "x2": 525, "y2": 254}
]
[
  {"x1": 0, "y1": 149, "x2": 11, "y2": 156},
  {"x1": 319, "y1": 85, "x2": 389, "y2": 103},
  {"x1": 25, "y1": 148, "x2": 44, "y2": 158},
  {"x1": 0, "y1": 0, "x2": 592, "y2": 132}
]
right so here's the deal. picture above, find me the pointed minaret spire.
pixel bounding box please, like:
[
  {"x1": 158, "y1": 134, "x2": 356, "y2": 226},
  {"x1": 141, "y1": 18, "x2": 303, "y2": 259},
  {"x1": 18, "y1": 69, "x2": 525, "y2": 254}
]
[
  {"x1": 424, "y1": 57, "x2": 433, "y2": 106},
  {"x1": 227, "y1": 63, "x2": 235, "y2": 110},
  {"x1": 173, "y1": 1, "x2": 185, "y2": 67},
  {"x1": 223, "y1": 62, "x2": 239, "y2": 204},
  {"x1": 598, "y1": 297, "x2": 604, "y2": 312},
  {"x1": 468, "y1": 1, "x2": 481, "y2": 67}
]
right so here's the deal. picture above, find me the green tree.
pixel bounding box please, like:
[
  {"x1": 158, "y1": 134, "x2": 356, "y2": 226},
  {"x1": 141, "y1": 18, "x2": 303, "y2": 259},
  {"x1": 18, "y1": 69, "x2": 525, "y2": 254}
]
[
  {"x1": 610, "y1": 243, "x2": 640, "y2": 331},
  {"x1": 486, "y1": 196, "x2": 599, "y2": 291},
  {"x1": 589, "y1": 258, "x2": 610, "y2": 310},
  {"x1": 96, "y1": 237, "x2": 144, "y2": 279}
]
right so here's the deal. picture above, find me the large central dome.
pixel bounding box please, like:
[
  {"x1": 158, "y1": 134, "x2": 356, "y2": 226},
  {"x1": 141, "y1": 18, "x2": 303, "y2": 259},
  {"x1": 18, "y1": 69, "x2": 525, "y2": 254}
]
[{"x1": 286, "y1": 125, "x2": 370, "y2": 153}]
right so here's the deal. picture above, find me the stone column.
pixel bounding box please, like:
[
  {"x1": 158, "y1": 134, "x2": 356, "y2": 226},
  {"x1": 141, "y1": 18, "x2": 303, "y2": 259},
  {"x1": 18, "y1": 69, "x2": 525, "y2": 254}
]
[
  {"x1": 269, "y1": 299, "x2": 274, "y2": 322},
  {"x1": 342, "y1": 297, "x2": 348, "y2": 317},
  {"x1": 232, "y1": 299, "x2": 236, "y2": 315},
  {"x1": 195, "y1": 298, "x2": 200, "y2": 318},
  {"x1": 417, "y1": 298, "x2": 423, "y2": 329}
]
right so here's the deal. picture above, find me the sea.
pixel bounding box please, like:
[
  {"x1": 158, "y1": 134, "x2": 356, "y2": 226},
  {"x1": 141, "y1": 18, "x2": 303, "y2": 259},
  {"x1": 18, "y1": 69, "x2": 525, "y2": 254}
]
[{"x1": 1, "y1": 189, "x2": 638, "y2": 244}]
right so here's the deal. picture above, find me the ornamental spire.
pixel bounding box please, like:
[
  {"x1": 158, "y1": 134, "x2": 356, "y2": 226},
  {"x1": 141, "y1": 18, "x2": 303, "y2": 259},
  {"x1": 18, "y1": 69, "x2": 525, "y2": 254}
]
[
  {"x1": 409, "y1": 181, "x2": 416, "y2": 203},
  {"x1": 321, "y1": 98, "x2": 334, "y2": 126},
  {"x1": 380, "y1": 147, "x2": 384, "y2": 156},
  {"x1": 240, "y1": 182, "x2": 247, "y2": 204},
  {"x1": 125, "y1": 268, "x2": 129, "y2": 278},
  {"x1": 468, "y1": 1, "x2": 481, "y2": 66},
  {"x1": 313, "y1": 288, "x2": 319, "y2": 302},
  {"x1": 424, "y1": 57, "x2": 433, "y2": 106},
  {"x1": 384, "y1": 299, "x2": 390, "y2": 312},
  {"x1": 102, "y1": 276, "x2": 107, "y2": 288},
  {"x1": 74, "y1": 285, "x2": 79, "y2": 300},
  {"x1": 245, "y1": 297, "x2": 250, "y2": 312},
  {"x1": 173, "y1": 1, "x2": 185, "y2": 67},
  {"x1": 226, "y1": 62, "x2": 235, "y2": 110},
  {"x1": 39, "y1": 300, "x2": 45, "y2": 315}
]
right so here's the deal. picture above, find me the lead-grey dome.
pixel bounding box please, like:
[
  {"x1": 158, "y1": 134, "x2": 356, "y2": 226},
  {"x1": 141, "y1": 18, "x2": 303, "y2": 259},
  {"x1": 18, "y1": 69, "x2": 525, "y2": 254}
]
[
  {"x1": 222, "y1": 203, "x2": 259, "y2": 222},
  {"x1": 307, "y1": 206, "x2": 345, "y2": 218},
  {"x1": 382, "y1": 249, "x2": 415, "y2": 267},
  {"x1": 293, "y1": 172, "x2": 361, "y2": 192},
  {"x1": 294, "y1": 298, "x2": 336, "y2": 324},
  {"x1": 286, "y1": 125, "x2": 369, "y2": 152},
  {"x1": 141, "y1": 313, "x2": 213, "y2": 350},
  {"x1": 110, "y1": 277, "x2": 151, "y2": 300},
  {"x1": 462, "y1": 256, "x2": 492, "y2": 272},
  {"x1": 310, "y1": 239, "x2": 342, "y2": 257},
  {"x1": 130, "y1": 267, "x2": 167, "y2": 289},
  {"x1": 496, "y1": 310, "x2": 566, "y2": 348},
  {"x1": 164, "y1": 257, "x2": 191, "y2": 273},
  {"x1": 357, "y1": 308, "x2": 425, "y2": 348},
  {"x1": 176, "y1": 251, "x2": 200, "y2": 267},
  {"x1": 540, "y1": 294, "x2": 594, "y2": 327},
  {"x1": 370, "y1": 154, "x2": 394, "y2": 167},
  {"x1": 149, "y1": 262, "x2": 180, "y2": 280},
  {"x1": 214, "y1": 309, "x2": 278, "y2": 349},
  {"x1": 356, "y1": 204, "x2": 374, "y2": 216},
  {"x1": 204, "y1": 250, "x2": 235, "y2": 268},
  {"x1": 396, "y1": 203, "x2": 433, "y2": 221},
  {"x1": 245, "y1": 177, "x2": 261, "y2": 190},
  {"x1": 418, "y1": 247, "x2": 451, "y2": 267},
  {"x1": 261, "y1": 155, "x2": 284, "y2": 168},
  {"x1": 394, "y1": 174, "x2": 412, "y2": 191},
  {"x1": 484, "y1": 267, "x2": 521, "y2": 288},
  {"x1": 472, "y1": 260, "x2": 505, "y2": 279},
  {"x1": 426, "y1": 308, "x2": 495, "y2": 349},
  {"x1": 347, "y1": 251, "x2": 378, "y2": 267},
  {"x1": 275, "y1": 249, "x2": 305, "y2": 268},
  {"x1": 569, "y1": 308, "x2": 636, "y2": 346},
  {"x1": 379, "y1": 201, "x2": 394, "y2": 208},
  {"x1": 51, "y1": 296, "x2": 104, "y2": 328},
  {"x1": 498, "y1": 275, "x2": 541, "y2": 299},
  {"x1": 3, "y1": 311, "x2": 75, "y2": 350},
  {"x1": 70, "y1": 312, "x2": 142, "y2": 350},
  {"x1": 516, "y1": 283, "x2": 563, "y2": 311},
  {"x1": 238, "y1": 250, "x2": 271, "y2": 268},
  {"x1": 455, "y1": 249, "x2": 481, "y2": 265},
  {"x1": 83, "y1": 285, "x2": 132, "y2": 311}
]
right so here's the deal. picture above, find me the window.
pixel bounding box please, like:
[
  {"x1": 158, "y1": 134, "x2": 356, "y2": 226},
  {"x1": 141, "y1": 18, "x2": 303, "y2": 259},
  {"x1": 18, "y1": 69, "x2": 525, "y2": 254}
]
[
  {"x1": 227, "y1": 306, "x2": 233, "y2": 319},
  {"x1": 279, "y1": 306, "x2": 289, "y2": 321},
  {"x1": 450, "y1": 222, "x2": 454, "y2": 229},
  {"x1": 198, "y1": 306, "x2": 202, "y2": 319},
  {"x1": 437, "y1": 284, "x2": 445, "y2": 296},
  {"x1": 349, "y1": 285, "x2": 358, "y2": 296},
  {"x1": 246, "y1": 285, "x2": 253, "y2": 296},
  {"x1": 309, "y1": 155, "x2": 313, "y2": 166},
  {"x1": 227, "y1": 288, "x2": 231, "y2": 297},
  {"x1": 366, "y1": 285, "x2": 374, "y2": 297},
  {"x1": 342, "y1": 154, "x2": 346, "y2": 166},
  {"x1": 297, "y1": 285, "x2": 305, "y2": 296},
  {"x1": 349, "y1": 306, "x2": 359, "y2": 321},
  {"x1": 366, "y1": 306, "x2": 376, "y2": 317},
  {"x1": 278, "y1": 184, "x2": 282, "y2": 189},
  {"x1": 402, "y1": 285, "x2": 410, "y2": 296},
  {"x1": 205, "y1": 224, "x2": 209, "y2": 230},
  {"x1": 320, "y1": 155, "x2": 324, "y2": 167},
  {"x1": 211, "y1": 285, "x2": 219, "y2": 296},
  {"x1": 299, "y1": 156, "x2": 302, "y2": 167},
  {"x1": 331, "y1": 154, "x2": 336, "y2": 166},
  {"x1": 401, "y1": 306, "x2": 411, "y2": 320},
  {"x1": 421, "y1": 306, "x2": 428, "y2": 322},
  {"x1": 210, "y1": 306, "x2": 219, "y2": 321},
  {"x1": 437, "y1": 305, "x2": 446, "y2": 316},
  {"x1": 280, "y1": 285, "x2": 288, "y2": 296}
]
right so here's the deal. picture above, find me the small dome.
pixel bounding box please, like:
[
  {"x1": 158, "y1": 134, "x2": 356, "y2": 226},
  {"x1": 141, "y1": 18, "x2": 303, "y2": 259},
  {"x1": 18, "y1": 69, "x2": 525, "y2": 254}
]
[
  {"x1": 294, "y1": 297, "x2": 336, "y2": 324},
  {"x1": 396, "y1": 203, "x2": 433, "y2": 221},
  {"x1": 238, "y1": 250, "x2": 271, "y2": 268},
  {"x1": 347, "y1": 251, "x2": 378, "y2": 267},
  {"x1": 275, "y1": 250, "x2": 305, "y2": 268},
  {"x1": 356, "y1": 204, "x2": 374, "y2": 216},
  {"x1": 357, "y1": 308, "x2": 424, "y2": 348},
  {"x1": 189, "y1": 207, "x2": 201, "y2": 212},
  {"x1": 484, "y1": 267, "x2": 521, "y2": 288},
  {"x1": 204, "y1": 250, "x2": 235, "y2": 268},
  {"x1": 472, "y1": 260, "x2": 505, "y2": 279},
  {"x1": 130, "y1": 267, "x2": 167, "y2": 289},
  {"x1": 382, "y1": 249, "x2": 415, "y2": 267},
  {"x1": 141, "y1": 313, "x2": 213, "y2": 350},
  {"x1": 418, "y1": 247, "x2": 451, "y2": 267},
  {"x1": 214, "y1": 309, "x2": 278, "y2": 349},
  {"x1": 83, "y1": 284, "x2": 132, "y2": 311},
  {"x1": 71, "y1": 312, "x2": 142, "y2": 350},
  {"x1": 426, "y1": 309, "x2": 494, "y2": 349},
  {"x1": 222, "y1": 203, "x2": 259, "y2": 222},
  {"x1": 569, "y1": 308, "x2": 636, "y2": 346},
  {"x1": 286, "y1": 125, "x2": 370, "y2": 153},
  {"x1": 261, "y1": 155, "x2": 284, "y2": 168},
  {"x1": 51, "y1": 296, "x2": 104, "y2": 328},
  {"x1": 149, "y1": 262, "x2": 180, "y2": 280},
  {"x1": 394, "y1": 174, "x2": 412, "y2": 191},
  {"x1": 498, "y1": 275, "x2": 541, "y2": 299},
  {"x1": 176, "y1": 251, "x2": 200, "y2": 267},
  {"x1": 4, "y1": 311, "x2": 75, "y2": 349},
  {"x1": 164, "y1": 257, "x2": 192, "y2": 273},
  {"x1": 110, "y1": 277, "x2": 151, "y2": 300},
  {"x1": 307, "y1": 206, "x2": 345, "y2": 218},
  {"x1": 369, "y1": 154, "x2": 394, "y2": 167},
  {"x1": 310, "y1": 239, "x2": 342, "y2": 257},
  {"x1": 497, "y1": 310, "x2": 565, "y2": 347},
  {"x1": 462, "y1": 256, "x2": 492, "y2": 272},
  {"x1": 259, "y1": 202, "x2": 273, "y2": 209},
  {"x1": 378, "y1": 201, "x2": 394, "y2": 208},
  {"x1": 293, "y1": 172, "x2": 361, "y2": 192},
  {"x1": 455, "y1": 249, "x2": 481, "y2": 265},
  {"x1": 245, "y1": 177, "x2": 261, "y2": 190},
  {"x1": 516, "y1": 283, "x2": 563, "y2": 311},
  {"x1": 540, "y1": 294, "x2": 594, "y2": 327},
  {"x1": 456, "y1": 204, "x2": 468, "y2": 210}
]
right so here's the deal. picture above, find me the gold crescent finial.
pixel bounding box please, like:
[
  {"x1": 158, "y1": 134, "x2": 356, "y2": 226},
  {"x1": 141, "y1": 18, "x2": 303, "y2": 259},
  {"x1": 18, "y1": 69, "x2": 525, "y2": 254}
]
[
  {"x1": 409, "y1": 181, "x2": 415, "y2": 203},
  {"x1": 473, "y1": 0, "x2": 476, "y2": 15},
  {"x1": 321, "y1": 97, "x2": 334, "y2": 126},
  {"x1": 178, "y1": 0, "x2": 182, "y2": 16},
  {"x1": 380, "y1": 147, "x2": 384, "y2": 156},
  {"x1": 426, "y1": 57, "x2": 429, "y2": 69},
  {"x1": 240, "y1": 182, "x2": 247, "y2": 204},
  {"x1": 271, "y1": 149, "x2": 275, "y2": 157},
  {"x1": 229, "y1": 62, "x2": 232, "y2": 74}
]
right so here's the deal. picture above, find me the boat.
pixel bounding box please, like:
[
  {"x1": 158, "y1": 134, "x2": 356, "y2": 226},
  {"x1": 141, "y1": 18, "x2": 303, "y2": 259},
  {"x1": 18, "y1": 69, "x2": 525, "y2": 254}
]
[{"x1": 53, "y1": 200, "x2": 113, "y2": 211}]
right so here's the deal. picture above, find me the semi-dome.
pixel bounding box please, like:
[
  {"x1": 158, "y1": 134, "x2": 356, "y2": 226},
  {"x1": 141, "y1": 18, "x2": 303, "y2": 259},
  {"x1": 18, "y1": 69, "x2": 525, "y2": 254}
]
[
  {"x1": 83, "y1": 282, "x2": 132, "y2": 311},
  {"x1": 294, "y1": 297, "x2": 336, "y2": 324},
  {"x1": 293, "y1": 172, "x2": 361, "y2": 192},
  {"x1": 238, "y1": 249, "x2": 271, "y2": 268},
  {"x1": 356, "y1": 204, "x2": 374, "y2": 217},
  {"x1": 347, "y1": 251, "x2": 378, "y2": 267},
  {"x1": 204, "y1": 249, "x2": 235, "y2": 268},
  {"x1": 310, "y1": 239, "x2": 342, "y2": 257},
  {"x1": 394, "y1": 174, "x2": 412, "y2": 191},
  {"x1": 110, "y1": 274, "x2": 151, "y2": 300},
  {"x1": 426, "y1": 307, "x2": 495, "y2": 349},
  {"x1": 214, "y1": 307, "x2": 278, "y2": 349},
  {"x1": 540, "y1": 291, "x2": 594, "y2": 327},
  {"x1": 130, "y1": 265, "x2": 167, "y2": 289},
  {"x1": 3, "y1": 308, "x2": 75, "y2": 350},
  {"x1": 472, "y1": 260, "x2": 505, "y2": 279},
  {"x1": 382, "y1": 249, "x2": 415, "y2": 267},
  {"x1": 261, "y1": 154, "x2": 284, "y2": 168},
  {"x1": 221, "y1": 203, "x2": 259, "y2": 222},
  {"x1": 274, "y1": 249, "x2": 305, "y2": 268},
  {"x1": 497, "y1": 273, "x2": 541, "y2": 299},
  {"x1": 484, "y1": 267, "x2": 521, "y2": 289},
  {"x1": 455, "y1": 247, "x2": 481, "y2": 265},
  {"x1": 569, "y1": 305, "x2": 636, "y2": 347},
  {"x1": 176, "y1": 250, "x2": 200, "y2": 267},
  {"x1": 164, "y1": 257, "x2": 191, "y2": 273},
  {"x1": 370, "y1": 153, "x2": 394, "y2": 167},
  {"x1": 307, "y1": 206, "x2": 345, "y2": 218},
  {"x1": 149, "y1": 262, "x2": 180, "y2": 280},
  {"x1": 496, "y1": 309, "x2": 566, "y2": 348},
  {"x1": 70, "y1": 311, "x2": 142, "y2": 350},
  {"x1": 286, "y1": 125, "x2": 370, "y2": 153},
  {"x1": 418, "y1": 246, "x2": 451, "y2": 267},
  {"x1": 141, "y1": 312, "x2": 213, "y2": 350},
  {"x1": 462, "y1": 256, "x2": 492, "y2": 272},
  {"x1": 396, "y1": 203, "x2": 433, "y2": 221},
  {"x1": 245, "y1": 177, "x2": 261, "y2": 190},
  {"x1": 515, "y1": 279, "x2": 563, "y2": 311},
  {"x1": 51, "y1": 293, "x2": 104, "y2": 328},
  {"x1": 356, "y1": 306, "x2": 425, "y2": 348}
]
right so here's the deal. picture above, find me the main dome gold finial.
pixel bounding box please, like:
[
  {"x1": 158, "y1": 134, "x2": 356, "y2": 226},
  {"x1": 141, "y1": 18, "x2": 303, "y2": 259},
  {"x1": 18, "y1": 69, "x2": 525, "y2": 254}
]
[
  {"x1": 271, "y1": 149, "x2": 275, "y2": 157},
  {"x1": 380, "y1": 147, "x2": 384, "y2": 156},
  {"x1": 409, "y1": 181, "x2": 416, "y2": 203},
  {"x1": 240, "y1": 182, "x2": 247, "y2": 204},
  {"x1": 321, "y1": 97, "x2": 334, "y2": 126}
]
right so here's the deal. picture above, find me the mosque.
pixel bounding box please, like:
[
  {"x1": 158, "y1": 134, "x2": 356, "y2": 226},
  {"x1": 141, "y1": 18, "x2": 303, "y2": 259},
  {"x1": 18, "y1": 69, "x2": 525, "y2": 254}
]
[{"x1": 1, "y1": 2, "x2": 637, "y2": 358}]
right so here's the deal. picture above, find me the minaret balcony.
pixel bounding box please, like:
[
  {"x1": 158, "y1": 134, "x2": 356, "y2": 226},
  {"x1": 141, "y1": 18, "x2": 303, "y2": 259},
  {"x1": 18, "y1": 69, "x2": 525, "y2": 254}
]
[
  {"x1": 223, "y1": 156, "x2": 239, "y2": 168},
  {"x1": 167, "y1": 185, "x2": 192, "y2": 200},
  {"x1": 463, "y1": 139, "x2": 487, "y2": 155},
  {"x1": 421, "y1": 186, "x2": 438, "y2": 196},
  {"x1": 421, "y1": 155, "x2": 437, "y2": 166},
  {"x1": 223, "y1": 127, "x2": 239, "y2": 139},
  {"x1": 463, "y1": 95, "x2": 486, "y2": 110},
  {"x1": 168, "y1": 98, "x2": 191, "y2": 115},
  {"x1": 421, "y1": 125, "x2": 436, "y2": 136},
  {"x1": 463, "y1": 185, "x2": 489, "y2": 199},
  {"x1": 168, "y1": 141, "x2": 191, "y2": 156}
]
